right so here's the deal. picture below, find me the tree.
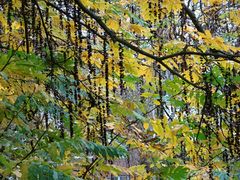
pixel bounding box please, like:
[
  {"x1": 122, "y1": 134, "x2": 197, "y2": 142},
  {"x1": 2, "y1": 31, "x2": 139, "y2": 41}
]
[{"x1": 0, "y1": 0, "x2": 240, "y2": 179}]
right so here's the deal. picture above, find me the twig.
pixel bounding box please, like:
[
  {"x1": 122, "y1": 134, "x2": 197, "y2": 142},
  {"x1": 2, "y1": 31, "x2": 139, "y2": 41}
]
[
  {"x1": 14, "y1": 130, "x2": 47, "y2": 168},
  {"x1": 0, "y1": 41, "x2": 23, "y2": 72}
]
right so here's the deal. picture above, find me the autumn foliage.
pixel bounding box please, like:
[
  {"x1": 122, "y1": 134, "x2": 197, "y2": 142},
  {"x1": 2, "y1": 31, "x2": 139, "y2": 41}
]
[{"x1": 0, "y1": 0, "x2": 240, "y2": 179}]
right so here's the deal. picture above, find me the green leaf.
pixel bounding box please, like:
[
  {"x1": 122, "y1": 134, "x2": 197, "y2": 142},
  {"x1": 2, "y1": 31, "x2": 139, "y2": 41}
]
[
  {"x1": 133, "y1": 111, "x2": 145, "y2": 121},
  {"x1": 170, "y1": 98, "x2": 185, "y2": 108},
  {"x1": 159, "y1": 166, "x2": 189, "y2": 180},
  {"x1": 27, "y1": 162, "x2": 71, "y2": 180},
  {"x1": 110, "y1": 103, "x2": 133, "y2": 116},
  {"x1": 79, "y1": 139, "x2": 127, "y2": 158}
]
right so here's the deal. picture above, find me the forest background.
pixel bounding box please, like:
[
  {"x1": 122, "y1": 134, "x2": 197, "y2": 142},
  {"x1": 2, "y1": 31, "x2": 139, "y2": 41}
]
[{"x1": 0, "y1": 0, "x2": 240, "y2": 179}]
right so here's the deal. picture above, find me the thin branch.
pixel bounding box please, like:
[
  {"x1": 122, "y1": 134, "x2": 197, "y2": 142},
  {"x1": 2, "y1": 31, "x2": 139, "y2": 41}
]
[
  {"x1": 22, "y1": 0, "x2": 30, "y2": 53},
  {"x1": 0, "y1": 86, "x2": 36, "y2": 138},
  {"x1": 14, "y1": 130, "x2": 47, "y2": 167},
  {"x1": 161, "y1": 51, "x2": 240, "y2": 64},
  {"x1": 47, "y1": 0, "x2": 240, "y2": 90},
  {"x1": 182, "y1": 4, "x2": 205, "y2": 33},
  {"x1": 0, "y1": 41, "x2": 23, "y2": 72},
  {"x1": 34, "y1": 0, "x2": 55, "y2": 75},
  {"x1": 81, "y1": 158, "x2": 100, "y2": 178},
  {"x1": 182, "y1": 3, "x2": 240, "y2": 64},
  {"x1": 73, "y1": 0, "x2": 206, "y2": 90}
]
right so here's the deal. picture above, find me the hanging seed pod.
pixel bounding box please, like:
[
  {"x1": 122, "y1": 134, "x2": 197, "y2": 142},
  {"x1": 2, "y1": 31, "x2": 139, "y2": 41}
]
[
  {"x1": 35, "y1": 21, "x2": 39, "y2": 53},
  {"x1": 202, "y1": 68, "x2": 212, "y2": 116},
  {"x1": 189, "y1": 65, "x2": 193, "y2": 82},
  {"x1": 91, "y1": 44, "x2": 96, "y2": 96},
  {"x1": 153, "y1": 2, "x2": 157, "y2": 17},
  {"x1": 68, "y1": 100, "x2": 74, "y2": 138},
  {"x1": 110, "y1": 48, "x2": 116, "y2": 94},
  {"x1": 66, "y1": 21, "x2": 71, "y2": 47},
  {"x1": 73, "y1": 57, "x2": 80, "y2": 104},
  {"x1": 157, "y1": 64, "x2": 163, "y2": 118},
  {"x1": 87, "y1": 30, "x2": 93, "y2": 85},
  {"x1": 7, "y1": 0, "x2": 13, "y2": 47},
  {"x1": 130, "y1": 4, "x2": 135, "y2": 24},
  {"x1": 153, "y1": 2, "x2": 157, "y2": 23},
  {"x1": 102, "y1": 37, "x2": 109, "y2": 146},
  {"x1": 87, "y1": 31, "x2": 97, "y2": 97},
  {"x1": 103, "y1": 38, "x2": 109, "y2": 116},
  {"x1": 77, "y1": 8, "x2": 83, "y2": 67},
  {"x1": 97, "y1": 86, "x2": 102, "y2": 107},
  {"x1": 102, "y1": 105, "x2": 107, "y2": 146},
  {"x1": 38, "y1": 21, "x2": 44, "y2": 57},
  {"x1": 93, "y1": 22, "x2": 97, "y2": 45},
  {"x1": 58, "y1": 0, "x2": 64, "y2": 30},
  {"x1": 73, "y1": 4, "x2": 78, "y2": 47},
  {"x1": 207, "y1": 124, "x2": 213, "y2": 179},
  {"x1": 72, "y1": 5, "x2": 81, "y2": 110},
  {"x1": 157, "y1": 0, "x2": 162, "y2": 21},
  {"x1": 183, "y1": 87, "x2": 189, "y2": 116},
  {"x1": 44, "y1": 112, "x2": 49, "y2": 130},
  {"x1": 59, "y1": 111, "x2": 65, "y2": 139},
  {"x1": 119, "y1": 43, "x2": 124, "y2": 95},
  {"x1": 99, "y1": 107, "x2": 105, "y2": 145},
  {"x1": 180, "y1": 8, "x2": 186, "y2": 41},
  {"x1": 148, "y1": 1, "x2": 152, "y2": 17},
  {"x1": 7, "y1": 0, "x2": 12, "y2": 32},
  {"x1": 31, "y1": 0, "x2": 36, "y2": 51},
  {"x1": 22, "y1": 0, "x2": 30, "y2": 53},
  {"x1": 45, "y1": 5, "x2": 49, "y2": 24},
  {"x1": 93, "y1": 66, "x2": 97, "y2": 92}
]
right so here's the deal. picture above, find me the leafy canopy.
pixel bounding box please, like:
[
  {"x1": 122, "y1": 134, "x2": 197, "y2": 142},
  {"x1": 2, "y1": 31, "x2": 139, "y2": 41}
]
[{"x1": 0, "y1": 0, "x2": 240, "y2": 179}]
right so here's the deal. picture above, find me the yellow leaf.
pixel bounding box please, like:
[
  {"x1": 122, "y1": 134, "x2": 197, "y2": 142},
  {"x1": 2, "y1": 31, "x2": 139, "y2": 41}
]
[
  {"x1": 12, "y1": 21, "x2": 21, "y2": 30},
  {"x1": 143, "y1": 67, "x2": 153, "y2": 83},
  {"x1": 164, "y1": 125, "x2": 172, "y2": 139},
  {"x1": 153, "y1": 100, "x2": 161, "y2": 105},
  {"x1": 123, "y1": 100, "x2": 135, "y2": 110},
  {"x1": 81, "y1": 51, "x2": 89, "y2": 63},
  {"x1": 229, "y1": 10, "x2": 240, "y2": 26},
  {"x1": 98, "y1": 164, "x2": 121, "y2": 176},
  {"x1": 129, "y1": 165, "x2": 146, "y2": 176},
  {"x1": 109, "y1": 42, "x2": 119, "y2": 59},
  {"x1": 13, "y1": 0, "x2": 22, "y2": 9},
  {"x1": 205, "y1": 30, "x2": 212, "y2": 39},
  {"x1": 192, "y1": 71, "x2": 200, "y2": 83},
  {"x1": 81, "y1": 0, "x2": 93, "y2": 8},
  {"x1": 129, "y1": 24, "x2": 142, "y2": 34},
  {"x1": 162, "y1": 0, "x2": 182, "y2": 13},
  {"x1": 141, "y1": 92, "x2": 152, "y2": 98},
  {"x1": 183, "y1": 70, "x2": 191, "y2": 81},
  {"x1": 151, "y1": 120, "x2": 164, "y2": 137},
  {"x1": 106, "y1": 19, "x2": 119, "y2": 31},
  {"x1": 143, "y1": 122, "x2": 149, "y2": 130},
  {"x1": 124, "y1": 57, "x2": 141, "y2": 76},
  {"x1": 57, "y1": 165, "x2": 73, "y2": 172}
]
